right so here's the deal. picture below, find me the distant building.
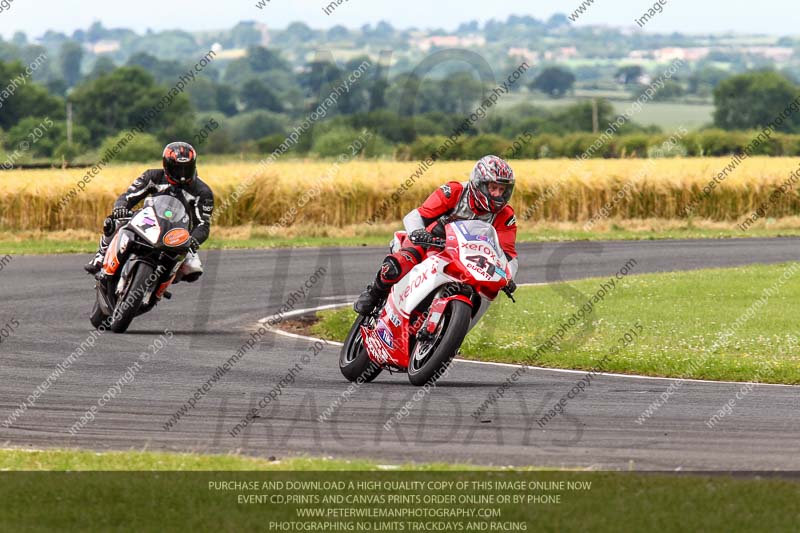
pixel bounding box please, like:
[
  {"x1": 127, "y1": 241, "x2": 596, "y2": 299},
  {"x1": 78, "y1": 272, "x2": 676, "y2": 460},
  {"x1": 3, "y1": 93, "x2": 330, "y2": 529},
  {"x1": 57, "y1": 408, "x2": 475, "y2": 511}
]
[
  {"x1": 88, "y1": 40, "x2": 121, "y2": 55},
  {"x1": 744, "y1": 46, "x2": 793, "y2": 62},
  {"x1": 255, "y1": 22, "x2": 270, "y2": 46},
  {"x1": 415, "y1": 35, "x2": 486, "y2": 51},
  {"x1": 213, "y1": 48, "x2": 248, "y2": 60},
  {"x1": 544, "y1": 46, "x2": 579, "y2": 61},
  {"x1": 628, "y1": 47, "x2": 710, "y2": 61},
  {"x1": 628, "y1": 45, "x2": 793, "y2": 64},
  {"x1": 508, "y1": 46, "x2": 577, "y2": 63},
  {"x1": 508, "y1": 47, "x2": 538, "y2": 63}
]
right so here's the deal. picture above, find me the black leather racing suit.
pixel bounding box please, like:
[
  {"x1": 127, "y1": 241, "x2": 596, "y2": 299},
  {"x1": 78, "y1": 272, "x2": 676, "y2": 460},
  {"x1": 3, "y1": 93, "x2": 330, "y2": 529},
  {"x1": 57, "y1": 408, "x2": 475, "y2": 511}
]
[
  {"x1": 92, "y1": 170, "x2": 214, "y2": 274},
  {"x1": 114, "y1": 169, "x2": 214, "y2": 244}
]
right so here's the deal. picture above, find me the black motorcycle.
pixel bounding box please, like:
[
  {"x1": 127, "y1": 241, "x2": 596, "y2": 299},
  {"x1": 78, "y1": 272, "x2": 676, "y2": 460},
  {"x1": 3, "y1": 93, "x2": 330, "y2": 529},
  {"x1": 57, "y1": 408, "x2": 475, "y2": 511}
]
[{"x1": 90, "y1": 195, "x2": 194, "y2": 333}]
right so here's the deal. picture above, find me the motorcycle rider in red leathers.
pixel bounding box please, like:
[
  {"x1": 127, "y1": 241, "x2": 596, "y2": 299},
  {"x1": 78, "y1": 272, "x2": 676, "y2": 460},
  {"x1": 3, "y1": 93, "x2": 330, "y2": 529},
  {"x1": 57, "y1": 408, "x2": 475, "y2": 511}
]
[{"x1": 354, "y1": 155, "x2": 519, "y2": 315}]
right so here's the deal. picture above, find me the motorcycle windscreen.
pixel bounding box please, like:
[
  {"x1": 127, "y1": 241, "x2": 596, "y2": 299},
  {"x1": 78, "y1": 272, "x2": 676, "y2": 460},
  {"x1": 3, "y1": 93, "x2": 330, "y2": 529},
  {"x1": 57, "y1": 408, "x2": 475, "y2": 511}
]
[
  {"x1": 450, "y1": 220, "x2": 508, "y2": 282},
  {"x1": 152, "y1": 195, "x2": 191, "y2": 247},
  {"x1": 147, "y1": 195, "x2": 189, "y2": 226},
  {"x1": 131, "y1": 196, "x2": 190, "y2": 247}
]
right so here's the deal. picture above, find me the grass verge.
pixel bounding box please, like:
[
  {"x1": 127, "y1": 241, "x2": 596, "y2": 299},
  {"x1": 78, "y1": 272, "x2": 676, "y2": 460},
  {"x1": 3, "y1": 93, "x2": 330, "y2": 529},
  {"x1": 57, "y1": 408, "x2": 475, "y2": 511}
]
[
  {"x1": 313, "y1": 263, "x2": 800, "y2": 384},
  {"x1": 4, "y1": 218, "x2": 800, "y2": 255},
  {"x1": 0, "y1": 449, "x2": 798, "y2": 532},
  {"x1": 0, "y1": 448, "x2": 467, "y2": 471}
]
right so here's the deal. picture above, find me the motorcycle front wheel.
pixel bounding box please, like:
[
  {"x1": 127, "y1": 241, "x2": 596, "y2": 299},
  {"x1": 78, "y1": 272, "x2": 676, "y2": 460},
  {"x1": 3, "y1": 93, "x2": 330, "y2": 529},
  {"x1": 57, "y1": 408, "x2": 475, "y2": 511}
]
[
  {"x1": 90, "y1": 295, "x2": 109, "y2": 329},
  {"x1": 407, "y1": 300, "x2": 471, "y2": 386},
  {"x1": 339, "y1": 313, "x2": 383, "y2": 383},
  {"x1": 109, "y1": 262, "x2": 155, "y2": 333}
]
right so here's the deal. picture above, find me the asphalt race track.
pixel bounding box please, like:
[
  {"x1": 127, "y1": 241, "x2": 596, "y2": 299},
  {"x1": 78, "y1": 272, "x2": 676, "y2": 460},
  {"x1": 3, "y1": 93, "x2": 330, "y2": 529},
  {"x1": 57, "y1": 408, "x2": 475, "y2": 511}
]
[{"x1": 1, "y1": 238, "x2": 799, "y2": 470}]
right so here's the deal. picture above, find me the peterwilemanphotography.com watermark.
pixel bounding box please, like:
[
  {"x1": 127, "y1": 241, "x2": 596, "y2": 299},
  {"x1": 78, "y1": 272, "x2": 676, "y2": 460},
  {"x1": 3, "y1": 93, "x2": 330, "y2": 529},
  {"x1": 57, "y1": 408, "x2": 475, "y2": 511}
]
[{"x1": 0, "y1": 52, "x2": 47, "y2": 109}]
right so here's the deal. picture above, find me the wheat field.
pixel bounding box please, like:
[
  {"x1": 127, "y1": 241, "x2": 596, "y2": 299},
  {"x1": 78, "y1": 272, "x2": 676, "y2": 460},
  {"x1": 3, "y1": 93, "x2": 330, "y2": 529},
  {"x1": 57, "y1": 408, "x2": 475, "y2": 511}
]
[{"x1": 1, "y1": 158, "x2": 799, "y2": 231}]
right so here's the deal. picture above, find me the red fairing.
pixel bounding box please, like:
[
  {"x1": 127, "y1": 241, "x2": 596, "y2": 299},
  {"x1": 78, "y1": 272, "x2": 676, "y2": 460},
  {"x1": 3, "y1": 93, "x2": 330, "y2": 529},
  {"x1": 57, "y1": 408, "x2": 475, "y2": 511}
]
[
  {"x1": 361, "y1": 297, "x2": 414, "y2": 368},
  {"x1": 441, "y1": 224, "x2": 511, "y2": 300},
  {"x1": 423, "y1": 294, "x2": 472, "y2": 335},
  {"x1": 359, "y1": 218, "x2": 511, "y2": 372}
]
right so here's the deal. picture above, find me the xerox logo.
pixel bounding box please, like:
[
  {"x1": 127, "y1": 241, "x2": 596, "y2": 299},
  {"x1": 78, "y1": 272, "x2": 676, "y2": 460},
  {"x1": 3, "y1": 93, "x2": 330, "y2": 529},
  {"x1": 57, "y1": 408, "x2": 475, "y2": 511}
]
[
  {"x1": 398, "y1": 268, "x2": 430, "y2": 303},
  {"x1": 461, "y1": 242, "x2": 498, "y2": 261}
]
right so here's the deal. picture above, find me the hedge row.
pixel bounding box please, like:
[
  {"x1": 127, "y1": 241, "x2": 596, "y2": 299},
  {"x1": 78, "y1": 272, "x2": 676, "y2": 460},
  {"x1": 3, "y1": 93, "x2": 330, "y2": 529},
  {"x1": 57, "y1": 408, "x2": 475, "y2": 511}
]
[{"x1": 394, "y1": 129, "x2": 800, "y2": 160}]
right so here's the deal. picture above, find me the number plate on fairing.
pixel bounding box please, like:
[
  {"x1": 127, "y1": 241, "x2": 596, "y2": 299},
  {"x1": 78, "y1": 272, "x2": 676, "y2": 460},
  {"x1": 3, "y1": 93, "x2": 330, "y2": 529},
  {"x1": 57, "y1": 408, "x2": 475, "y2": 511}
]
[
  {"x1": 130, "y1": 207, "x2": 161, "y2": 245},
  {"x1": 453, "y1": 220, "x2": 508, "y2": 282}
]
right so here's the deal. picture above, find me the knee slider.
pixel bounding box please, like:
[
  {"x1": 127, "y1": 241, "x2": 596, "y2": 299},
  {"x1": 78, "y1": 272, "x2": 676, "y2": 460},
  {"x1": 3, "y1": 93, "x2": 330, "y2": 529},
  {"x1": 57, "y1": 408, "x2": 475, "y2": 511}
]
[
  {"x1": 103, "y1": 217, "x2": 116, "y2": 237},
  {"x1": 380, "y1": 257, "x2": 402, "y2": 283}
]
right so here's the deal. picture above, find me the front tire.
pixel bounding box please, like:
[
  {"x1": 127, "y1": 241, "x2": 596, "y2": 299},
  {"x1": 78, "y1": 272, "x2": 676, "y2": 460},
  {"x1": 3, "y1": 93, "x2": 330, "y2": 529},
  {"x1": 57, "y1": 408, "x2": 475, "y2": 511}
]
[
  {"x1": 339, "y1": 314, "x2": 383, "y2": 383},
  {"x1": 90, "y1": 296, "x2": 109, "y2": 329},
  {"x1": 407, "y1": 300, "x2": 471, "y2": 386},
  {"x1": 109, "y1": 263, "x2": 155, "y2": 333}
]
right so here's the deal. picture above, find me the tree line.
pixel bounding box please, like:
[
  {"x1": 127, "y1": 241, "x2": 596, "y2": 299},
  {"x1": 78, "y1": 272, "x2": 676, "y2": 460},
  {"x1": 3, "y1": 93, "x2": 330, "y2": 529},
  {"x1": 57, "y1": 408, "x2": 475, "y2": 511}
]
[{"x1": 1, "y1": 41, "x2": 800, "y2": 163}]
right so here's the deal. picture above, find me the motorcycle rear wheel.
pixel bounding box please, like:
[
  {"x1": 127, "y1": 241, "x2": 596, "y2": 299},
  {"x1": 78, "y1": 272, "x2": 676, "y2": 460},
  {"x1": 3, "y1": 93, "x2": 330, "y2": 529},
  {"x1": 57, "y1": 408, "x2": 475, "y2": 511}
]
[
  {"x1": 339, "y1": 314, "x2": 383, "y2": 383},
  {"x1": 407, "y1": 300, "x2": 471, "y2": 386}
]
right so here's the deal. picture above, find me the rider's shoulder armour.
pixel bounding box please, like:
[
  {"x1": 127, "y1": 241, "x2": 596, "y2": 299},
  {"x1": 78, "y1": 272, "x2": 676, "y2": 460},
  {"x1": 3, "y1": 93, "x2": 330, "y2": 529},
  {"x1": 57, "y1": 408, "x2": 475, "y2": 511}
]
[{"x1": 440, "y1": 181, "x2": 496, "y2": 225}]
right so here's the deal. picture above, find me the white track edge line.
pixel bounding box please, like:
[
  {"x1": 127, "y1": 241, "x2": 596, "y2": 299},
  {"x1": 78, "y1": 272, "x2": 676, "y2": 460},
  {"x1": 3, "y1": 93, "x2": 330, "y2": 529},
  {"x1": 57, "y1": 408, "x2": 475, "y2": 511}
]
[{"x1": 257, "y1": 291, "x2": 798, "y2": 388}]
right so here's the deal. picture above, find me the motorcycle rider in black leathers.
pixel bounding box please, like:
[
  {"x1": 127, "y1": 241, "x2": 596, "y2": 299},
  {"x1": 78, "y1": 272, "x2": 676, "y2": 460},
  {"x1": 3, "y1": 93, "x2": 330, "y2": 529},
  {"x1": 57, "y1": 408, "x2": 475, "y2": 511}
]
[{"x1": 84, "y1": 141, "x2": 214, "y2": 283}]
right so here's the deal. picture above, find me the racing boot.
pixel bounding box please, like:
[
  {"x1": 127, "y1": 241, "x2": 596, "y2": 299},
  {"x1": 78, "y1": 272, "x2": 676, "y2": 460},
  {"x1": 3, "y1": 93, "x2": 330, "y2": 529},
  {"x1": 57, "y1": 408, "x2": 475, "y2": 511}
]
[
  {"x1": 83, "y1": 251, "x2": 104, "y2": 275},
  {"x1": 84, "y1": 218, "x2": 116, "y2": 275},
  {"x1": 174, "y1": 251, "x2": 204, "y2": 283},
  {"x1": 354, "y1": 279, "x2": 390, "y2": 315}
]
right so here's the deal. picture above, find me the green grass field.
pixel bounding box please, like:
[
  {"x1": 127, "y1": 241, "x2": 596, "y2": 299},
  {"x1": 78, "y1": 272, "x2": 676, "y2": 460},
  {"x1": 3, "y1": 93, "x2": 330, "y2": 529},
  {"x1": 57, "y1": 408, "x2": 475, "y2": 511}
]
[
  {"x1": 1, "y1": 448, "x2": 798, "y2": 532},
  {"x1": 497, "y1": 92, "x2": 715, "y2": 130},
  {"x1": 314, "y1": 263, "x2": 800, "y2": 384},
  {"x1": 0, "y1": 448, "x2": 463, "y2": 471},
  {"x1": 4, "y1": 222, "x2": 800, "y2": 255}
]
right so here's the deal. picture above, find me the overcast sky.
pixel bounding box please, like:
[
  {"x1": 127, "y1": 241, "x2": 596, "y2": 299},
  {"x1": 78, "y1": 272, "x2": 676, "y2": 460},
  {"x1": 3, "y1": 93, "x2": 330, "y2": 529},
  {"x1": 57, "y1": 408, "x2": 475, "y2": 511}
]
[{"x1": 0, "y1": 0, "x2": 796, "y2": 40}]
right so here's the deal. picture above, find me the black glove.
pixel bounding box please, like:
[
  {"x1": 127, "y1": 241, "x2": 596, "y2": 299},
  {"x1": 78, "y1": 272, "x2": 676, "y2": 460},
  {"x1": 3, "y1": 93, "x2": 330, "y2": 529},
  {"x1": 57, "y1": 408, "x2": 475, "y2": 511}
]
[
  {"x1": 431, "y1": 221, "x2": 446, "y2": 238},
  {"x1": 188, "y1": 237, "x2": 200, "y2": 254},
  {"x1": 410, "y1": 228, "x2": 444, "y2": 248},
  {"x1": 111, "y1": 206, "x2": 132, "y2": 219},
  {"x1": 505, "y1": 279, "x2": 517, "y2": 294},
  {"x1": 502, "y1": 279, "x2": 517, "y2": 302}
]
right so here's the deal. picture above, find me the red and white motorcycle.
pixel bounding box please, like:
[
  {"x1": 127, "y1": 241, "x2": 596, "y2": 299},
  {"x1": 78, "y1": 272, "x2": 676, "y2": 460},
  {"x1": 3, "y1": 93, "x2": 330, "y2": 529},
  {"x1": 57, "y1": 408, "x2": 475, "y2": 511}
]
[{"x1": 340, "y1": 220, "x2": 515, "y2": 386}]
